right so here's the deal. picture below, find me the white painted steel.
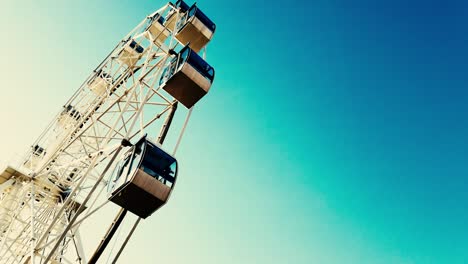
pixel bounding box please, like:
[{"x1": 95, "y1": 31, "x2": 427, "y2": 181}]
[{"x1": 0, "y1": 2, "x2": 213, "y2": 263}]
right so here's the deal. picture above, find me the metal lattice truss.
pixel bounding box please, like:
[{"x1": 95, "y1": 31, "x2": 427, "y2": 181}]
[{"x1": 0, "y1": 3, "x2": 196, "y2": 263}]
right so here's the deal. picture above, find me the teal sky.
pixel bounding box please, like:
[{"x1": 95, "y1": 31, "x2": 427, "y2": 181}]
[{"x1": 0, "y1": 0, "x2": 468, "y2": 263}]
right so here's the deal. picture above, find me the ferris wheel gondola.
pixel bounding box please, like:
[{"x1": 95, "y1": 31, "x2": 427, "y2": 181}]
[
  {"x1": 175, "y1": 3, "x2": 216, "y2": 52},
  {"x1": 108, "y1": 136, "x2": 177, "y2": 218},
  {"x1": 87, "y1": 70, "x2": 114, "y2": 96},
  {"x1": 160, "y1": 44, "x2": 215, "y2": 108},
  {"x1": 164, "y1": 0, "x2": 192, "y2": 31},
  {"x1": 117, "y1": 39, "x2": 145, "y2": 67}
]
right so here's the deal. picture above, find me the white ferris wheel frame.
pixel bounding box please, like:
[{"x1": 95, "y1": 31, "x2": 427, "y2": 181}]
[{"x1": 0, "y1": 2, "x2": 209, "y2": 263}]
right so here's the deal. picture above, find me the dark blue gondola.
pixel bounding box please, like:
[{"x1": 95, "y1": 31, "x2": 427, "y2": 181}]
[
  {"x1": 108, "y1": 137, "x2": 177, "y2": 218},
  {"x1": 174, "y1": 0, "x2": 191, "y2": 12},
  {"x1": 164, "y1": 0, "x2": 191, "y2": 31},
  {"x1": 118, "y1": 39, "x2": 145, "y2": 66},
  {"x1": 148, "y1": 13, "x2": 170, "y2": 44},
  {"x1": 63, "y1": 105, "x2": 81, "y2": 120},
  {"x1": 58, "y1": 105, "x2": 81, "y2": 128},
  {"x1": 160, "y1": 45, "x2": 215, "y2": 108},
  {"x1": 148, "y1": 1, "x2": 192, "y2": 44},
  {"x1": 32, "y1": 145, "x2": 46, "y2": 156},
  {"x1": 175, "y1": 3, "x2": 216, "y2": 52},
  {"x1": 88, "y1": 70, "x2": 113, "y2": 96},
  {"x1": 23, "y1": 144, "x2": 46, "y2": 169}
]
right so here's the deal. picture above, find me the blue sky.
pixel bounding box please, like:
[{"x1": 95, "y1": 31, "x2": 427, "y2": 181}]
[{"x1": 0, "y1": 0, "x2": 467, "y2": 263}]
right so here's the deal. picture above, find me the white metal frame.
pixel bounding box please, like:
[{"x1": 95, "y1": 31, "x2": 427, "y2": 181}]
[{"x1": 0, "y1": 2, "x2": 210, "y2": 263}]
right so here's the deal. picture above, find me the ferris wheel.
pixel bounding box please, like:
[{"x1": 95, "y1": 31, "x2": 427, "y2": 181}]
[{"x1": 0, "y1": 1, "x2": 216, "y2": 263}]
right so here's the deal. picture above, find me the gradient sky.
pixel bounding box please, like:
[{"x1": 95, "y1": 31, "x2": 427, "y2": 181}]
[{"x1": 1, "y1": 0, "x2": 468, "y2": 263}]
